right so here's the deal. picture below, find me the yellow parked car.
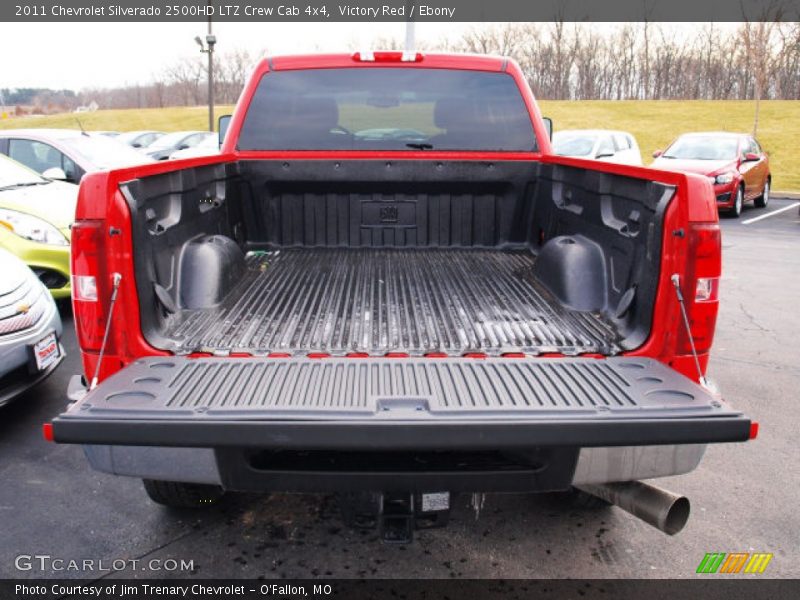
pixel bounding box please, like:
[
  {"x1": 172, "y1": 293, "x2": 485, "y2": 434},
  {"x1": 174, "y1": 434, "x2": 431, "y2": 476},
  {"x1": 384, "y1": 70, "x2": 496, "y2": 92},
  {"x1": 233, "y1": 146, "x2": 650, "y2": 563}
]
[{"x1": 0, "y1": 155, "x2": 75, "y2": 299}]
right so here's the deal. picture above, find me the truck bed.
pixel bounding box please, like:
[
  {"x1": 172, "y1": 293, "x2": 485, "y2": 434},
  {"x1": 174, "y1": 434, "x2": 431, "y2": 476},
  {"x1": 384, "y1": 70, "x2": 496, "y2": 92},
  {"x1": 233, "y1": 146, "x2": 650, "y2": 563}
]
[
  {"x1": 128, "y1": 159, "x2": 671, "y2": 357},
  {"x1": 162, "y1": 248, "x2": 619, "y2": 356}
]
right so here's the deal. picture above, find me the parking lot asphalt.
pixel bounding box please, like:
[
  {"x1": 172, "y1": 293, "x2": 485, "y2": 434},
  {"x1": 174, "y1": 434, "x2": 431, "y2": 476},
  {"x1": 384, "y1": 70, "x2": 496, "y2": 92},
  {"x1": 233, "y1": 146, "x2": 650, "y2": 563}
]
[{"x1": 1, "y1": 198, "x2": 798, "y2": 580}]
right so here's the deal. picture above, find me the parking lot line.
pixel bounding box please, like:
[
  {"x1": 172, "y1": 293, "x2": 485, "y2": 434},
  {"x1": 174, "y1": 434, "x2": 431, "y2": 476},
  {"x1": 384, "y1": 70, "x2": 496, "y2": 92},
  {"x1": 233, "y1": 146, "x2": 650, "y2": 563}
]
[{"x1": 741, "y1": 201, "x2": 800, "y2": 225}]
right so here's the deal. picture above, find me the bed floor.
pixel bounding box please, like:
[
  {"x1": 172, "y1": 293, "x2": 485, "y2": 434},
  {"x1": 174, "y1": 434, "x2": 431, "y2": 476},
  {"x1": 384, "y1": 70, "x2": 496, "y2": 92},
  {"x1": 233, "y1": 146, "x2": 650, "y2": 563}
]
[{"x1": 161, "y1": 248, "x2": 620, "y2": 356}]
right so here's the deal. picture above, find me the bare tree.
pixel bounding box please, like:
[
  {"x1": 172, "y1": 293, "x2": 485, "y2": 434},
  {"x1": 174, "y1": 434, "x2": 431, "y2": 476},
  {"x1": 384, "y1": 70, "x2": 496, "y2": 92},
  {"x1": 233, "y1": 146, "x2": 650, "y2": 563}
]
[
  {"x1": 458, "y1": 24, "x2": 524, "y2": 57},
  {"x1": 165, "y1": 57, "x2": 204, "y2": 106},
  {"x1": 64, "y1": 23, "x2": 800, "y2": 111},
  {"x1": 742, "y1": 20, "x2": 778, "y2": 135},
  {"x1": 215, "y1": 49, "x2": 257, "y2": 104}
]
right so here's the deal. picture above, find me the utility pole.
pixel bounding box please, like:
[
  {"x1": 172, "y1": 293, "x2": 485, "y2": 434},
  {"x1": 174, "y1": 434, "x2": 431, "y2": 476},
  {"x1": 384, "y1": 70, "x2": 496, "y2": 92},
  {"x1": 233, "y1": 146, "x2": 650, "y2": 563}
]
[{"x1": 195, "y1": 0, "x2": 216, "y2": 132}]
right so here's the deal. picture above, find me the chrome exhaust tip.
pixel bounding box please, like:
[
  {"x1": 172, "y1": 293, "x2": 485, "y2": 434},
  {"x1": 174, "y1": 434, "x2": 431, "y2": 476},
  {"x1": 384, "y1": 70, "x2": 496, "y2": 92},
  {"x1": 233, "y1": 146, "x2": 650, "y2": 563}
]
[{"x1": 577, "y1": 481, "x2": 690, "y2": 535}]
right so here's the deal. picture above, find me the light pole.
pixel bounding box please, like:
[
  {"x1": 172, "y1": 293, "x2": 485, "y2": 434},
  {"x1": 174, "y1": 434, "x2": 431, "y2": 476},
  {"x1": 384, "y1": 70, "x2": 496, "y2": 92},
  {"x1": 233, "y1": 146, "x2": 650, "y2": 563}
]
[
  {"x1": 194, "y1": 5, "x2": 216, "y2": 132},
  {"x1": 404, "y1": 2, "x2": 415, "y2": 55}
]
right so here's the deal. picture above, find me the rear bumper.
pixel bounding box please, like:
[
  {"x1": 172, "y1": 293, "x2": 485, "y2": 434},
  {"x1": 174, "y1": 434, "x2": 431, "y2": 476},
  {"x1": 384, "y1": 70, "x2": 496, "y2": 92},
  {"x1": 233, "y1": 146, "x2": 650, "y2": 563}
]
[
  {"x1": 58, "y1": 412, "x2": 748, "y2": 449},
  {"x1": 82, "y1": 443, "x2": 707, "y2": 491}
]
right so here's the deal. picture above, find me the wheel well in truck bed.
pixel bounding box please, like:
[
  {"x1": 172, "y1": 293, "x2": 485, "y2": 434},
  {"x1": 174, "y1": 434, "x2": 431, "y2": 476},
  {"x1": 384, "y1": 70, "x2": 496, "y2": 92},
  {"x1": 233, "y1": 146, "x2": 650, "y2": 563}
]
[{"x1": 120, "y1": 160, "x2": 672, "y2": 355}]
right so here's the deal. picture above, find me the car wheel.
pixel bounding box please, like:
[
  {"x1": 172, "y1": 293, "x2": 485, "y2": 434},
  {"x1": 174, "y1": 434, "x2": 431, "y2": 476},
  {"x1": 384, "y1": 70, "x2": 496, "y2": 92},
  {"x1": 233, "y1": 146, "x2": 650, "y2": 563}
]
[
  {"x1": 142, "y1": 479, "x2": 224, "y2": 508},
  {"x1": 755, "y1": 179, "x2": 770, "y2": 208},
  {"x1": 730, "y1": 186, "x2": 744, "y2": 218}
]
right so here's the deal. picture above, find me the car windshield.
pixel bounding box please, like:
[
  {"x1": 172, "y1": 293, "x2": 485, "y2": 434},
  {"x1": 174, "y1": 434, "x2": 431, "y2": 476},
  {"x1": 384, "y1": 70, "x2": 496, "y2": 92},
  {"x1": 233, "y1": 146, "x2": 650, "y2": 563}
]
[
  {"x1": 552, "y1": 133, "x2": 599, "y2": 157},
  {"x1": 0, "y1": 155, "x2": 48, "y2": 188},
  {"x1": 148, "y1": 132, "x2": 192, "y2": 150},
  {"x1": 238, "y1": 68, "x2": 537, "y2": 151},
  {"x1": 60, "y1": 135, "x2": 151, "y2": 169},
  {"x1": 662, "y1": 136, "x2": 739, "y2": 160}
]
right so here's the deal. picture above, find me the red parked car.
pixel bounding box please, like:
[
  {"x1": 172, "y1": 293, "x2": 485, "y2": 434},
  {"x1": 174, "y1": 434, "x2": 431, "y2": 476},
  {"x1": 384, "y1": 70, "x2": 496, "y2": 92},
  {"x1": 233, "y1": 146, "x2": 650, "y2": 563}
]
[{"x1": 651, "y1": 132, "x2": 770, "y2": 218}]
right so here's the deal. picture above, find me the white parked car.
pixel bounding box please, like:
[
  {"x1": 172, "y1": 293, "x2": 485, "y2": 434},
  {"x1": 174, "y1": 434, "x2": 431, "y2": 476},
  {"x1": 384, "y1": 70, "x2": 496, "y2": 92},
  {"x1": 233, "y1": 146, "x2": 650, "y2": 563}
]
[
  {"x1": 552, "y1": 130, "x2": 643, "y2": 165},
  {"x1": 0, "y1": 129, "x2": 154, "y2": 184}
]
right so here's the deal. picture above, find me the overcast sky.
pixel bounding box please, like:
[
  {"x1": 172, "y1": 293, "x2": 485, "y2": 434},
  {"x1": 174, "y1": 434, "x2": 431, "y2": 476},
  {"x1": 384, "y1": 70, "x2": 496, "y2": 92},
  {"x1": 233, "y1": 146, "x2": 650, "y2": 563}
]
[
  {"x1": 0, "y1": 22, "x2": 475, "y2": 90},
  {"x1": 0, "y1": 22, "x2": 727, "y2": 91}
]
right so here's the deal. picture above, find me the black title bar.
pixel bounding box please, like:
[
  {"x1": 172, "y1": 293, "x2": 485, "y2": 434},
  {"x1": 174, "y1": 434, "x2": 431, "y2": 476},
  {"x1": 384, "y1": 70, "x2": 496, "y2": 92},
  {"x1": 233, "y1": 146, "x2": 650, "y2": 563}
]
[
  {"x1": 4, "y1": 579, "x2": 800, "y2": 600},
  {"x1": 3, "y1": 0, "x2": 800, "y2": 22}
]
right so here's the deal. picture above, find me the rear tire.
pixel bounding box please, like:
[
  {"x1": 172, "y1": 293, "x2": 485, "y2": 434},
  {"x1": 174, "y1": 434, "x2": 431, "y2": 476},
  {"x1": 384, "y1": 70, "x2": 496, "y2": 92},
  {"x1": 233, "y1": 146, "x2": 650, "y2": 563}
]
[
  {"x1": 142, "y1": 479, "x2": 224, "y2": 508},
  {"x1": 755, "y1": 179, "x2": 770, "y2": 208},
  {"x1": 729, "y1": 186, "x2": 744, "y2": 218}
]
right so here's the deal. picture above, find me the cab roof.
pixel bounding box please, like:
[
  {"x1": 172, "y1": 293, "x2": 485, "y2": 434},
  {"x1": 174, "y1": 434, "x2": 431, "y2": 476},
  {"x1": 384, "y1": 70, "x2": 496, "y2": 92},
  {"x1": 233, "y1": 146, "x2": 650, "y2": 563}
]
[{"x1": 265, "y1": 52, "x2": 511, "y2": 72}]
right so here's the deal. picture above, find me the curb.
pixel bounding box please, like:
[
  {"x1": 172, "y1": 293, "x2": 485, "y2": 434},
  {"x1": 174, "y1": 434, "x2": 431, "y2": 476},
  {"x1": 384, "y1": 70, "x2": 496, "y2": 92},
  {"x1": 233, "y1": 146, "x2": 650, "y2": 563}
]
[{"x1": 773, "y1": 191, "x2": 800, "y2": 200}]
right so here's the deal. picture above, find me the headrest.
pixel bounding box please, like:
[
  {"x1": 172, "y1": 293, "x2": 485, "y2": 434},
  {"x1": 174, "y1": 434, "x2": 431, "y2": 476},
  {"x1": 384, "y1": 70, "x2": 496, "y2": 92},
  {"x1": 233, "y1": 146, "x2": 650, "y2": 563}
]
[
  {"x1": 293, "y1": 97, "x2": 339, "y2": 130},
  {"x1": 434, "y1": 96, "x2": 477, "y2": 131}
]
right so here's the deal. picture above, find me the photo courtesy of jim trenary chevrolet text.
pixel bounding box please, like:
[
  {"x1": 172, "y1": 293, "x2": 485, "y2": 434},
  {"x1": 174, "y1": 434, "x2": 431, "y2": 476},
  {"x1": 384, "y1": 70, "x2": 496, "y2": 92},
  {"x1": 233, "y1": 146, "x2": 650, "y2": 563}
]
[{"x1": 0, "y1": 0, "x2": 799, "y2": 598}]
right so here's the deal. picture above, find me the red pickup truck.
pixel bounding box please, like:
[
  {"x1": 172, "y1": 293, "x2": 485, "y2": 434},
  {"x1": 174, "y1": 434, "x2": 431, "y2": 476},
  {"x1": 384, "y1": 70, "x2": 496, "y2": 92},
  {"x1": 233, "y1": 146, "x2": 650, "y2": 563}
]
[{"x1": 51, "y1": 52, "x2": 752, "y2": 542}]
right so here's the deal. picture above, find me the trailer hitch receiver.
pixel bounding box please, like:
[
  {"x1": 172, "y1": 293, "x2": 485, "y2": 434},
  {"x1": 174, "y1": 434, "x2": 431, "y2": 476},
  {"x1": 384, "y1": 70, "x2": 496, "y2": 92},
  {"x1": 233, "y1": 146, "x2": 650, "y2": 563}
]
[{"x1": 338, "y1": 491, "x2": 451, "y2": 544}]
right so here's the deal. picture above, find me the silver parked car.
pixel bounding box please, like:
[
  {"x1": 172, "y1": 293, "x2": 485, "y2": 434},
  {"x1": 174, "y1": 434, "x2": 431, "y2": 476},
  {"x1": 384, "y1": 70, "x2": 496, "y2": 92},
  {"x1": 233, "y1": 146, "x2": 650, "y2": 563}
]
[
  {"x1": 552, "y1": 129, "x2": 643, "y2": 165},
  {"x1": 116, "y1": 130, "x2": 165, "y2": 150},
  {"x1": 168, "y1": 132, "x2": 218, "y2": 159},
  {"x1": 0, "y1": 248, "x2": 64, "y2": 407},
  {"x1": 144, "y1": 131, "x2": 211, "y2": 161}
]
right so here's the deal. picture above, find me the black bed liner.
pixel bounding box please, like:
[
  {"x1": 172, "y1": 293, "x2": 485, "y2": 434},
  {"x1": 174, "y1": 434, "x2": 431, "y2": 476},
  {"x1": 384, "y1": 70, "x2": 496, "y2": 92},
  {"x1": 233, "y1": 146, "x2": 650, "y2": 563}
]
[
  {"x1": 53, "y1": 356, "x2": 750, "y2": 448},
  {"x1": 161, "y1": 248, "x2": 619, "y2": 356}
]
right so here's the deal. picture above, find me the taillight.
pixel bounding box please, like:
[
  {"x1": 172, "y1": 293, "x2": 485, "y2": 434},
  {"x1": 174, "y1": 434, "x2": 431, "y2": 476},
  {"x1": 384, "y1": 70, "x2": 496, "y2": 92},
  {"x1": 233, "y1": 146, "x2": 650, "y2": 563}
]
[
  {"x1": 71, "y1": 220, "x2": 108, "y2": 351},
  {"x1": 73, "y1": 275, "x2": 98, "y2": 301},
  {"x1": 677, "y1": 222, "x2": 721, "y2": 355},
  {"x1": 695, "y1": 277, "x2": 719, "y2": 302}
]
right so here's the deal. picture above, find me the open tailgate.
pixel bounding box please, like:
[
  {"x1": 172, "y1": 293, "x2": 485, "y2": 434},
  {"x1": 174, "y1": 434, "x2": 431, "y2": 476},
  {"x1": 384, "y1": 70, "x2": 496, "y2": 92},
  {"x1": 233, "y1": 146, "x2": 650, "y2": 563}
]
[{"x1": 53, "y1": 357, "x2": 750, "y2": 448}]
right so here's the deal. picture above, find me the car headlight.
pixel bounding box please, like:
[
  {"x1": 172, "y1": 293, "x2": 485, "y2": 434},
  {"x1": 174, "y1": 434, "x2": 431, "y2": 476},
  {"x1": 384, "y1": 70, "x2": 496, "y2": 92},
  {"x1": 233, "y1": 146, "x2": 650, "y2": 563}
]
[
  {"x1": 0, "y1": 208, "x2": 69, "y2": 246},
  {"x1": 714, "y1": 172, "x2": 735, "y2": 185}
]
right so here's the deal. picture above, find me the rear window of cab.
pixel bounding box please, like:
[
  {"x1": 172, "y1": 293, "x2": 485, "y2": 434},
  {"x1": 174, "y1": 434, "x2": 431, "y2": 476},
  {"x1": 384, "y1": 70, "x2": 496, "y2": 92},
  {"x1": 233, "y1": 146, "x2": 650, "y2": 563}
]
[{"x1": 238, "y1": 68, "x2": 537, "y2": 152}]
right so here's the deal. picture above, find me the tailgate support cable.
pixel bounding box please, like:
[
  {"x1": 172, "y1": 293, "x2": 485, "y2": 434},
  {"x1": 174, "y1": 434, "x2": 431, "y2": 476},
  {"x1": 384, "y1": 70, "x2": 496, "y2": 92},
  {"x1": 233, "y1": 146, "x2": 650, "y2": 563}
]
[
  {"x1": 670, "y1": 274, "x2": 710, "y2": 390},
  {"x1": 90, "y1": 273, "x2": 122, "y2": 390}
]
